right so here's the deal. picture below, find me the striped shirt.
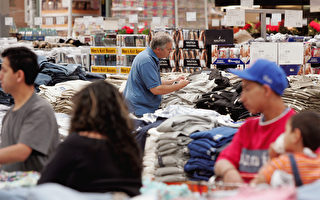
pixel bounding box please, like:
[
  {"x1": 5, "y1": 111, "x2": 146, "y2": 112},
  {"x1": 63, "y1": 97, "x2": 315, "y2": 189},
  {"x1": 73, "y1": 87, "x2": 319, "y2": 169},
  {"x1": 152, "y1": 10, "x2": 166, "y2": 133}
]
[{"x1": 262, "y1": 153, "x2": 320, "y2": 185}]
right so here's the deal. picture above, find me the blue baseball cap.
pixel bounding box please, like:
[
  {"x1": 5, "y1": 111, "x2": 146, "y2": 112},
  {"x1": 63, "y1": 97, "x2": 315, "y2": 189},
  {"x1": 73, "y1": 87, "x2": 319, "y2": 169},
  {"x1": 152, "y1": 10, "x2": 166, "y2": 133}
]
[{"x1": 228, "y1": 59, "x2": 288, "y2": 95}]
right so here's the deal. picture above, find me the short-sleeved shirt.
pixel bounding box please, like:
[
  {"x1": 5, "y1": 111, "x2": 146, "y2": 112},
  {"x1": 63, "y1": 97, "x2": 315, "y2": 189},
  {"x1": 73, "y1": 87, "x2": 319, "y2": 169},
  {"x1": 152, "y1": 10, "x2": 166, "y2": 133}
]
[
  {"x1": 123, "y1": 47, "x2": 161, "y2": 116},
  {"x1": 0, "y1": 93, "x2": 60, "y2": 172},
  {"x1": 261, "y1": 153, "x2": 320, "y2": 185},
  {"x1": 217, "y1": 108, "x2": 295, "y2": 180}
]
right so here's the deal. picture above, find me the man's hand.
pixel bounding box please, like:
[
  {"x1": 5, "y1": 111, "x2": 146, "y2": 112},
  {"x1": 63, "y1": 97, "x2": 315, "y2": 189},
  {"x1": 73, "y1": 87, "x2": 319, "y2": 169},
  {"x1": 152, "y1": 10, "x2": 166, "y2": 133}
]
[
  {"x1": 177, "y1": 79, "x2": 189, "y2": 88},
  {"x1": 174, "y1": 76, "x2": 186, "y2": 82}
]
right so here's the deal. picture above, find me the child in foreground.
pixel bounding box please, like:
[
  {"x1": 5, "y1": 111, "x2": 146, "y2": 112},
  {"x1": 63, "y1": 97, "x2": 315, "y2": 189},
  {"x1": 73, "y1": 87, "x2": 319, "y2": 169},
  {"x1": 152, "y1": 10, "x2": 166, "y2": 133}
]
[{"x1": 251, "y1": 111, "x2": 320, "y2": 186}]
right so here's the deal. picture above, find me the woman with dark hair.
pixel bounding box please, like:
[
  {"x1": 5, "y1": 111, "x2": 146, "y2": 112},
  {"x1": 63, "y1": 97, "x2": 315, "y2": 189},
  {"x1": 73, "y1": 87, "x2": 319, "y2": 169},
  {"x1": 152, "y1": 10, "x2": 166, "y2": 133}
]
[{"x1": 38, "y1": 80, "x2": 142, "y2": 197}]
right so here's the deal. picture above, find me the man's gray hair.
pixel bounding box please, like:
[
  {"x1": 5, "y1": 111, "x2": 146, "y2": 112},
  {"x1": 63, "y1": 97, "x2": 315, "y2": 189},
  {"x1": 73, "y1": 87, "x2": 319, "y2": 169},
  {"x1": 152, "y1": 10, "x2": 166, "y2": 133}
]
[{"x1": 150, "y1": 32, "x2": 173, "y2": 50}]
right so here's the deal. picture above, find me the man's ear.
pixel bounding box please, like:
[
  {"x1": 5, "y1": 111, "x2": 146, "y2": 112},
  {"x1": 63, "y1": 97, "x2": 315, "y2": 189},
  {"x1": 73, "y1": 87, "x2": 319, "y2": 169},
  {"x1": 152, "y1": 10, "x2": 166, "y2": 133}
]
[
  {"x1": 263, "y1": 84, "x2": 273, "y2": 97},
  {"x1": 16, "y1": 70, "x2": 25, "y2": 83}
]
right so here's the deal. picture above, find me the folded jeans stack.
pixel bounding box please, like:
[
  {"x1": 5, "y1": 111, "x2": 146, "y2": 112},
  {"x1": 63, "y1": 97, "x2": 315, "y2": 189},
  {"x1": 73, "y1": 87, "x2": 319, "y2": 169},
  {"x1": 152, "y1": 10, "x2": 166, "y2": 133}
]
[{"x1": 184, "y1": 126, "x2": 238, "y2": 181}]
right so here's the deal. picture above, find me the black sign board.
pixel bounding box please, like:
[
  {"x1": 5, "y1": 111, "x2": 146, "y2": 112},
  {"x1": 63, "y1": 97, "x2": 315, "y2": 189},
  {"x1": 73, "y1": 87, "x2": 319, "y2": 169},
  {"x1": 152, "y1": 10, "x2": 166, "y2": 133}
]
[
  {"x1": 205, "y1": 29, "x2": 234, "y2": 45},
  {"x1": 184, "y1": 59, "x2": 200, "y2": 67},
  {"x1": 183, "y1": 40, "x2": 199, "y2": 49},
  {"x1": 159, "y1": 59, "x2": 171, "y2": 68}
]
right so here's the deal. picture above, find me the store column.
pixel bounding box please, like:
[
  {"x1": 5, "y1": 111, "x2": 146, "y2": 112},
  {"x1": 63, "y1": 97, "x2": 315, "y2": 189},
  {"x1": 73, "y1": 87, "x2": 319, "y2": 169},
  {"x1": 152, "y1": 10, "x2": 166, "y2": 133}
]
[{"x1": 0, "y1": 0, "x2": 10, "y2": 37}]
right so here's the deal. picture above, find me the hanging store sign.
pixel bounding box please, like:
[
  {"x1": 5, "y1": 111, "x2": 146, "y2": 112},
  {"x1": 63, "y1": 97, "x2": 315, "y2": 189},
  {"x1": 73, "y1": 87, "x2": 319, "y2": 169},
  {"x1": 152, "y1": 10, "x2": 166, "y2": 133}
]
[
  {"x1": 5, "y1": 17, "x2": 13, "y2": 26},
  {"x1": 271, "y1": 13, "x2": 281, "y2": 26},
  {"x1": 186, "y1": 12, "x2": 197, "y2": 22},
  {"x1": 285, "y1": 10, "x2": 302, "y2": 27},
  {"x1": 226, "y1": 9, "x2": 245, "y2": 27},
  {"x1": 56, "y1": 16, "x2": 65, "y2": 25},
  {"x1": 45, "y1": 18, "x2": 53, "y2": 25},
  {"x1": 241, "y1": 0, "x2": 253, "y2": 9},
  {"x1": 121, "y1": 48, "x2": 145, "y2": 55},
  {"x1": 91, "y1": 66, "x2": 118, "y2": 74},
  {"x1": 120, "y1": 67, "x2": 131, "y2": 74},
  {"x1": 310, "y1": 0, "x2": 320, "y2": 13},
  {"x1": 212, "y1": 19, "x2": 220, "y2": 27},
  {"x1": 90, "y1": 47, "x2": 117, "y2": 55},
  {"x1": 205, "y1": 29, "x2": 234, "y2": 45},
  {"x1": 34, "y1": 17, "x2": 42, "y2": 26},
  {"x1": 129, "y1": 14, "x2": 138, "y2": 23}
]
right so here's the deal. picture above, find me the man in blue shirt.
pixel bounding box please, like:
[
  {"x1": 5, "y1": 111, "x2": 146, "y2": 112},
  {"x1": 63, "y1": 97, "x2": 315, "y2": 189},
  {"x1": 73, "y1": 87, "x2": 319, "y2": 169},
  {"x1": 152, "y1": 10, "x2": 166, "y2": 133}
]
[{"x1": 123, "y1": 32, "x2": 189, "y2": 117}]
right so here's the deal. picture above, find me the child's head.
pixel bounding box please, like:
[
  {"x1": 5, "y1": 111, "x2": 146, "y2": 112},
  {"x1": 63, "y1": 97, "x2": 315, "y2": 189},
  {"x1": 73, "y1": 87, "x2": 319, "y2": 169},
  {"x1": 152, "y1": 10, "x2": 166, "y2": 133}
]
[{"x1": 284, "y1": 111, "x2": 320, "y2": 152}]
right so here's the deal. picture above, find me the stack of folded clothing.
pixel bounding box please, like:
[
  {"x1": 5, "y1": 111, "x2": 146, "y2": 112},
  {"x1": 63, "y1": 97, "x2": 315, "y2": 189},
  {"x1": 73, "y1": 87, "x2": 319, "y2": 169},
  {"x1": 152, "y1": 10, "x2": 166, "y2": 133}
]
[
  {"x1": 161, "y1": 72, "x2": 217, "y2": 108},
  {"x1": 195, "y1": 81, "x2": 250, "y2": 121},
  {"x1": 153, "y1": 114, "x2": 218, "y2": 182},
  {"x1": 38, "y1": 80, "x2": 91, "y2": 114},
  {"x1": 36, "y1": 56, "x2": 87, "y2": 87},
  {"x1": 154, "y1": 132, "x2": 192, "y2": 182},
  {"x1": 184, "y1": 126, "x2": 238, "y2": 181},
  {"x1": 283, "y1": 75, "x2": 320, "y2": 112}
]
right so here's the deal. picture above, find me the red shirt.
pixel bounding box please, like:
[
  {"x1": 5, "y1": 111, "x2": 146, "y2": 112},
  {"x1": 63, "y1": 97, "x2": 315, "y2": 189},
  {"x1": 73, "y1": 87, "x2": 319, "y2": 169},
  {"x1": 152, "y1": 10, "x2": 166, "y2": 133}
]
[{"x1": 217, "y1": 108, "x2": 296, "y2": 179}]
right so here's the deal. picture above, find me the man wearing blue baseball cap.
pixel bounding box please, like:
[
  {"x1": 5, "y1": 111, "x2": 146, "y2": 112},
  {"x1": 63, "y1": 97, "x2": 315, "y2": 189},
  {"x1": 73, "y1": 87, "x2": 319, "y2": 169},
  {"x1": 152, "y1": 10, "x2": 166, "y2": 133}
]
[{"x1": 214, "y1": 59, "x2": 296, "y2": 183}]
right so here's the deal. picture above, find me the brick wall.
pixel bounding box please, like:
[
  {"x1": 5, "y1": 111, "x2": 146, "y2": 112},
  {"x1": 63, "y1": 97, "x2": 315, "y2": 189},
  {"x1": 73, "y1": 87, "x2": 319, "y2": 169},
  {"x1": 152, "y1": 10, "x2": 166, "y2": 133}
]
[{"x1": 9, "y1": 0, "x2": 27, "y2": 28}]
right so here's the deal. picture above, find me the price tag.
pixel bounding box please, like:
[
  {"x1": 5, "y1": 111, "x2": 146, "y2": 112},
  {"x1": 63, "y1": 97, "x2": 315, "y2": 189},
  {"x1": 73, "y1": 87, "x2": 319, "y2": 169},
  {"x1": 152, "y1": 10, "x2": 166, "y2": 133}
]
[
  {"x1": 310, "y1": 0, "x2": 320, "y2": 13},
  {"x1": 241, "y1": 0, "x2": 253, "y2": 9},
  {"x1": 212, "y1": 19, "x2": 220, "y2": 27},
  {"x1": 91, "y1": 66, "x2": 118, "y2": 74},
  {"x1": 226, "y1": 9, "x2": 245, "y2": 26},
  {"x1": 56, "y1": 16, "x2": 65, "y2": 25},
  {"x1": 45, "y1": 17, "x2": 53, "y2": 25},
  {"x1": 121, "y1": 48, "x2": 146, "y2": 55},
  {"x1": 186, "y1": 12, "x2": 197, "y2": 22},
  {"x1": 90, "y1": 47, "x2": 117, "y2": 55},
  {"x1": 129, "y1": 14, "x2": 138, "y2": 23},
  {"x1": 285, "y1": 10, "x2": 302, "y2": 27},
  {"x1": 34, "y1": 17, "x2": 43, "y2": 26},
  {"x1": 120, "y1": 67, "x2": 131, "y2": 74},
  {"x1": 5, "y1": 17, "x2": 13, "y2": 26}
]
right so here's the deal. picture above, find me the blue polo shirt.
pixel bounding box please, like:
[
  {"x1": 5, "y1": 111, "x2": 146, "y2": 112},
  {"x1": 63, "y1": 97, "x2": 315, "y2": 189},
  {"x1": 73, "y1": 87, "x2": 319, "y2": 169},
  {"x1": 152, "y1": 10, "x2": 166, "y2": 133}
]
[{"x1": 123, "y1": 47, "x2": 162, "y2": 116}]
